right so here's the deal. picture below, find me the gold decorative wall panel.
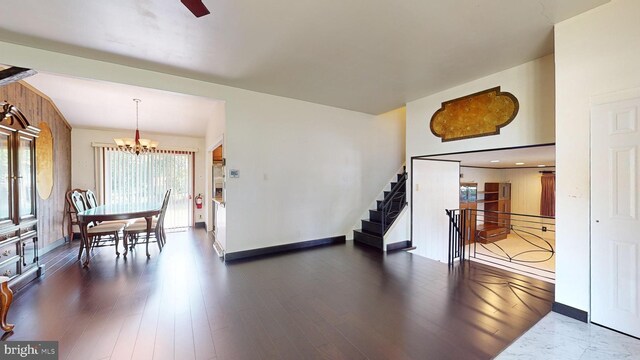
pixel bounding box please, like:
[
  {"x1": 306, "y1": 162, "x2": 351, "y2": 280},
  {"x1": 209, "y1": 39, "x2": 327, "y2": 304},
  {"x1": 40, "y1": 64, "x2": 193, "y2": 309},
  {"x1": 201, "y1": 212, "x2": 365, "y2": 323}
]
[
  {"x1": 36, "y1": 122, "x2": 54, "y2": 199},
  {"x1": 430, "y1": 87, "x2": 519, "y2": 142}
]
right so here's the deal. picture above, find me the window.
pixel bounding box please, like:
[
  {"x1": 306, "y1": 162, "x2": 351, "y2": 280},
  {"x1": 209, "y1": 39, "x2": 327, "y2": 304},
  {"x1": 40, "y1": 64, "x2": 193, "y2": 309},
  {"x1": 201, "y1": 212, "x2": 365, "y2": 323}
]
[{"x1": 104, "y1": 149, "x2": 193, "y2": 228}]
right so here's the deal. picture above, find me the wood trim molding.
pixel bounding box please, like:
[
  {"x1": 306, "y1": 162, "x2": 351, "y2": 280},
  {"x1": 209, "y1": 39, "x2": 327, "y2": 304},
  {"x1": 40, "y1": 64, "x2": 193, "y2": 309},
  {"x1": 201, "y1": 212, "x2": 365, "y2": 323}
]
[
  {"x1": 225, "y1": 236, "x2": 346, "y2": 262},
  {"x1": 552, "y1": 302, "x2": 588, "y2": 323}
]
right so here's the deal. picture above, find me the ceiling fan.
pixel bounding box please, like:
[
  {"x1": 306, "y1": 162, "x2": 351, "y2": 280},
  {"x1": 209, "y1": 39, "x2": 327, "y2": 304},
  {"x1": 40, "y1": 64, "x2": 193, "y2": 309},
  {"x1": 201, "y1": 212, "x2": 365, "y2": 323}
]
[{"x1": 181, "y1": 0, "x2": 210, "y2": 18}]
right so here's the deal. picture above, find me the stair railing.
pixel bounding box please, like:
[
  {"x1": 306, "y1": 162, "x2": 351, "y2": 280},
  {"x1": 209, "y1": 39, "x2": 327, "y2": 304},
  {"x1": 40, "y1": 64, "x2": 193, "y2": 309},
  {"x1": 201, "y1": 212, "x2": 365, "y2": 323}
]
[
  {"x1": 445, "y1": 209, "x2": 466, "y2": 266},
  {"x1": 381, "y1": 172, "x2": 408, "y2": 235}
]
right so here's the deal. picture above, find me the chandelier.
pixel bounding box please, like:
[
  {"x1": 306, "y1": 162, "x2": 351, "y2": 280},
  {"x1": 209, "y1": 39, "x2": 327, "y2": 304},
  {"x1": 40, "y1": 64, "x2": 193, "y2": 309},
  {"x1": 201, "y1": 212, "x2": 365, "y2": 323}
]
[{"x1": 113, "y1": 99, "x2": 158, "y2": 155}]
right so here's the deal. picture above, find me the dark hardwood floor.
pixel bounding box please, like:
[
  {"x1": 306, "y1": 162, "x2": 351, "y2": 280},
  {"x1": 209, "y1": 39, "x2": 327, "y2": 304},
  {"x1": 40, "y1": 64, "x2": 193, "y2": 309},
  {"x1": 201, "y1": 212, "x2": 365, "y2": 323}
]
[{"x1": 3, "y1": 229, "x2": 554, "y2": 359}]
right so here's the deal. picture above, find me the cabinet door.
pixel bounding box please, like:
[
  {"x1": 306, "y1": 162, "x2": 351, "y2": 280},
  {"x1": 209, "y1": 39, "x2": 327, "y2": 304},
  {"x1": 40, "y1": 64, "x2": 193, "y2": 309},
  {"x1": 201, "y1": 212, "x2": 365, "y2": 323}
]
[
  {"x1": 17, "y1": 136, "x2": 36, "y2": 220},
  {"x1": 21, "y1": 237, "x2": 38, "y2": 271},
  {"x1": 499, "y1": 183, "x2": 511, "y2": 200},
  {"x1": 0, "y1": 131, "x2": 13, "y2": 227}
]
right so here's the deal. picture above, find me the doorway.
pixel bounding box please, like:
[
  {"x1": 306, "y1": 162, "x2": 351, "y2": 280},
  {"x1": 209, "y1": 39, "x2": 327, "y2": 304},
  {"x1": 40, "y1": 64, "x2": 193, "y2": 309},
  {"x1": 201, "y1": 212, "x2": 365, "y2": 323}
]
[
  {"x1": 411, "y1": 144, "x2": 556, "y2": 282},
  {"x1": 591, "y1": 97, "x2": 640, "y2": 338}
]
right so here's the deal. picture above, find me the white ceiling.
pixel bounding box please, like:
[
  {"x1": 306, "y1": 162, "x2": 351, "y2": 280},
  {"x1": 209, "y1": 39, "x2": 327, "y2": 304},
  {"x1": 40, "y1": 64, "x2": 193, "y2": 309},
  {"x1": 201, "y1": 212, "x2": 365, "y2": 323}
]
[
  {"x1": 426, "y1": 145, "x2": 555, "y2": 168},
  {"x1": 0, "y1": 0, "x2": 609, "y2": 115},
  {"x1": 24, "y1": 72, "x2": 221, "y2": 137}
]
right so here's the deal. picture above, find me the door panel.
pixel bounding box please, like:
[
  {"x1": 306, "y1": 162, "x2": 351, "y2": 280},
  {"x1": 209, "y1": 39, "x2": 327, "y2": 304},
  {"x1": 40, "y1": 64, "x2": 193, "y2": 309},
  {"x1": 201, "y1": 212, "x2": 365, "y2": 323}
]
[{"x1": 591, "y1": 98, "x2": 640, "y2": 337}]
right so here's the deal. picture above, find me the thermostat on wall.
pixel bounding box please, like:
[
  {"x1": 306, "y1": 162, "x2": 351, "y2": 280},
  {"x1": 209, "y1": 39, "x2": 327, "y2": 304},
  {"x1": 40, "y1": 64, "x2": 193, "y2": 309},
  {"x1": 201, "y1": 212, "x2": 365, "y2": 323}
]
[{"x1": 229, "y1": 169, "x2": 240, "y2": 178}]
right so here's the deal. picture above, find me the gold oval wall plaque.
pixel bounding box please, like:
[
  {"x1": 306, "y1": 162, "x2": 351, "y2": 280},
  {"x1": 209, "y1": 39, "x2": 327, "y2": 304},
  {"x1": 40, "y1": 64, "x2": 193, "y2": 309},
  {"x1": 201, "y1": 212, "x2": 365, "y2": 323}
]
[
  {"x1": 430, "y1": 86, "x2": 519, "y2": 142},
  {"x1": 36, "y1": 122, "x2": 54, "y2": 199}
]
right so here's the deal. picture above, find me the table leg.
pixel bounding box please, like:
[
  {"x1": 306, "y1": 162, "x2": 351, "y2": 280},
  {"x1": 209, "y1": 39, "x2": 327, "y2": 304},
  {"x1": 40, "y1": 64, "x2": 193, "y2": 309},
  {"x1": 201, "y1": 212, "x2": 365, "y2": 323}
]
[
  {"x1": 145, "y1": 216, "x2": 152, "y2": 258},
  {"x1": 123, "y1": 232, "x2": 128, "y2": 258},
  {"x1": 0, "y1": 281, "x2": 14, "y2": 332},
  {"x1": 81, "y1": 222, "x2": 91, "y2": 268}
]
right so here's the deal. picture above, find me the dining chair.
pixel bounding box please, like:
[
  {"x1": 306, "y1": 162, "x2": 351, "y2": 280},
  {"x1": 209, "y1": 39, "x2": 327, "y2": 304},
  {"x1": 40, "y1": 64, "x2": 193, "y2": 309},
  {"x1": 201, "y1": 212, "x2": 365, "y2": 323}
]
[
  {"x1": 70, "y1": 190, "x2": 126, "y2": 257},
  {"x1": 84, "y1": 189, "x2": 131, "y2": 227},
  {"x1": 124, "y1": 189, "x2": 171, "y2": 251},
  {"x1": 64, "y1": 188, "x2": 86, "y2": 242}
]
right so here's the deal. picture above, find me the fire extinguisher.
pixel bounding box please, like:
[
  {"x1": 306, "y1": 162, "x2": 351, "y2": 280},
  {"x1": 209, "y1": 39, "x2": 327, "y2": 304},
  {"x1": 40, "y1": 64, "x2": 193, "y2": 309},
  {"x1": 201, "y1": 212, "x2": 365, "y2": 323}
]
[{"x1": 195, "y1": 193, "x2": 203, "y2": 209}]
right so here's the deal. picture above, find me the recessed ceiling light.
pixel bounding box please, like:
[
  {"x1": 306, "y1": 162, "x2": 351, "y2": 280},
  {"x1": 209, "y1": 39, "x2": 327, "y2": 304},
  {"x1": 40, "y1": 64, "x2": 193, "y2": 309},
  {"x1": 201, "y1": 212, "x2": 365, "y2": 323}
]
[
  {"x1": 537, "y1": 164, "x2": 546, "y2": 167},
  {"x1": 490, "y1": 160, "x2": 500, "y2": 163},
  {"x1": 515, "y1": 162, "x2": 525, "y2": 165}
]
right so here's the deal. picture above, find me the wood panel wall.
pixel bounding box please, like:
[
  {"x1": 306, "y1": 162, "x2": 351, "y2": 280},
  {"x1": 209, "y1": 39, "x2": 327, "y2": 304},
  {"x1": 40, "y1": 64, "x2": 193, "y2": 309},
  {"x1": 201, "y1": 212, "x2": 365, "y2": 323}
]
[{"x1": 0, "y1": 81, "x2": 72, "y2": 250}]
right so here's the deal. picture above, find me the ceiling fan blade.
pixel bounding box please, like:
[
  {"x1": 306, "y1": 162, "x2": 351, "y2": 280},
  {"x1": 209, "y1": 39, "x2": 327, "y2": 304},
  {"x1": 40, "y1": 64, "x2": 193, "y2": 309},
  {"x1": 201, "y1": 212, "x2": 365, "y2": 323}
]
[{"x1": 181, "y1": 0, "x2": 210, "y2": 17}]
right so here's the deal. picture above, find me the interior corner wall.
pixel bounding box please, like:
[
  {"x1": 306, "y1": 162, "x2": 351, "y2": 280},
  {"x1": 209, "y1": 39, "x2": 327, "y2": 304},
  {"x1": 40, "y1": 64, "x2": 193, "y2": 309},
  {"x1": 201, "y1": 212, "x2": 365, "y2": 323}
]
[
  {"x1": 555, "y1": 0, "x2": 640, "y2": 313},
  {"x1": 71, "y1": 128, "x2": 206, "y2": 221},
  {"x1": 223, "y1": 103, "x2": 405, "y2": 253}
]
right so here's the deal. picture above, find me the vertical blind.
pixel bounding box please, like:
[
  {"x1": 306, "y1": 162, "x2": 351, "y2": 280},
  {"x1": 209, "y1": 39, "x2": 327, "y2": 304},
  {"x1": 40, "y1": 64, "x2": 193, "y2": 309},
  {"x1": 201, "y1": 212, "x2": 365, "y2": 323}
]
[{"x1": 104, "y1": 148, "x2": 193, "y2": 228}]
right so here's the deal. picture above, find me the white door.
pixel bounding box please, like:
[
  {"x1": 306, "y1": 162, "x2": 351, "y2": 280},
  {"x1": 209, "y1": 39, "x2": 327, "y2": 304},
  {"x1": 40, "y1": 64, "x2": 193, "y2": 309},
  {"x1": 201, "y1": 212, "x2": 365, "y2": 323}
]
[
  {"x1": 411, "y1": 159, "x2": 460, "y2": 262},
  {"x1": 591, "y1": 98, "x2": 640, "y2": 337}
]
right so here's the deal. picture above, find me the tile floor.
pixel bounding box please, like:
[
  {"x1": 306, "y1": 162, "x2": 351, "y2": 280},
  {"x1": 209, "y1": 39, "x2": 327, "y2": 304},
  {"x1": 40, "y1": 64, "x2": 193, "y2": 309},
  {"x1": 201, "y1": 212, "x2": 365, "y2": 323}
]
[{"x1": 496, "y1": 312, "x2": 640, "y2": 359}]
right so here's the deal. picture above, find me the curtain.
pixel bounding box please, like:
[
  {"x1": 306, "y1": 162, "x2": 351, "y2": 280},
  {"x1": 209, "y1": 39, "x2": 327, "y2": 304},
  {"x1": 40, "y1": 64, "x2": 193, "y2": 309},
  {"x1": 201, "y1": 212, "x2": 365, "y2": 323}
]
[
  {"x1": 540, "y1": 173, "x2": 555, "y2": 217},
  {"x1": 104, "y1": 148, "x2": 193, "y2": 228}
]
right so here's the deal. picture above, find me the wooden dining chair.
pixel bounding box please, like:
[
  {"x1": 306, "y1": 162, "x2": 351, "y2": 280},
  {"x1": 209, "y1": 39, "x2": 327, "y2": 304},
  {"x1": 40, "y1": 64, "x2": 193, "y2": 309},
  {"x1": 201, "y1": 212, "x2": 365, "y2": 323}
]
[
  {"x1": 124, "y1": 189, "x2": 172, "y2": 251},
  {"x1": 70, "y1": 190, "x2": 126, "y2": 257},
  {"x1": 84, "y1": 190, "x2": 131, "y2": 227},
  {"x1": 64, "y1": 188, "x2": 86, "y2": 242}
]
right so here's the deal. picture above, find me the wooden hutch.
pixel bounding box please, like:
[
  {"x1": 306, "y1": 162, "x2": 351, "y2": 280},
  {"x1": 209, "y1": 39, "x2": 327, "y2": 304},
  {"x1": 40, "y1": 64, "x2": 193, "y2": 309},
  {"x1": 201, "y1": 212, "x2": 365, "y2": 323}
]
[
  {"x1": 0, "y1": 103, "x2": 42, "y2": 290},
  {"x1": 476, "y1": 182, "x2": 511, "y2": 243}
]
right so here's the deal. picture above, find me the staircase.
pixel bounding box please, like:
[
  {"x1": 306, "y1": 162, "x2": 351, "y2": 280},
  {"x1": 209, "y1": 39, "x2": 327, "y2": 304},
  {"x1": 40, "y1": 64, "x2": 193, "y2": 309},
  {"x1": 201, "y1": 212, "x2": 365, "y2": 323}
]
[{"x1": 353, "y1": 169, "x2": 408, "y2": 251}]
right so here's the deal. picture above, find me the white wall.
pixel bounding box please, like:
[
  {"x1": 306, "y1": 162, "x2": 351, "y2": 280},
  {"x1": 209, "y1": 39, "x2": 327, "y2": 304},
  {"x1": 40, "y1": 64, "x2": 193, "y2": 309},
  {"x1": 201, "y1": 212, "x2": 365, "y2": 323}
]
[
  {"x1": 460, "y1": 167, "x2": 505, "y2": 187},
  {"x1": 406, "y1": 55, "x2": 555, "y2": 162},
  {"x1": 0, "y1": 42, "x2": 405, "y2": 255},
  {"x1": 411, "y1": 160, "x2": 460, "y2": 262},
  {"x1": 503, "y1": 168, "x2": 555, "y2": 216},
  {"x1": 71, "y1": 128, "x2": 207, "y2": 221},
  {"x1": 223, "y1": 104, "x2": 405, "y2": 253},
  {"x1": 406, "y1": 56, "x2": 555, "y2": 261},
  {"x1": 555, "y1": 0, "x2": 640, "y2": 313},
  {"x1": 461, "y1": 166, "x2": 555, "y2": 217}
]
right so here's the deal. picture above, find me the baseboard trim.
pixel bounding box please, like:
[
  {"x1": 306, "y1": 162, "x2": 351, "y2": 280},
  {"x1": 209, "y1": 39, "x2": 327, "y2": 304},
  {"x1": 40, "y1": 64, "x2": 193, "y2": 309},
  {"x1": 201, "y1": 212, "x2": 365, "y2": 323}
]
[
  {"x1": 225, "y1": 235, "x2": 346, "y2": 262},
  {"x1": 552, "y1": 302, "x2": 588, "y2": 323},
  {"x1": 40, "y1": 236, "x2": 68, "y2": 256},
  {"x1": 195, "y1": 221, "x2": 206, "y2": 229},
  {"x1": 386, "y1": 240, "x2": 411, "y2": 252}
]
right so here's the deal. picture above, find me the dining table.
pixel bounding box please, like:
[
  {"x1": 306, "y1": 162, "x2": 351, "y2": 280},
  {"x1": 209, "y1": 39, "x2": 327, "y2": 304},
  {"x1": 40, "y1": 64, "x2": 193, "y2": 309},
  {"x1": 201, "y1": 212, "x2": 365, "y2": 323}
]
[{"x1": 76, "y1": 202, "x2": 162, "y2": 268}]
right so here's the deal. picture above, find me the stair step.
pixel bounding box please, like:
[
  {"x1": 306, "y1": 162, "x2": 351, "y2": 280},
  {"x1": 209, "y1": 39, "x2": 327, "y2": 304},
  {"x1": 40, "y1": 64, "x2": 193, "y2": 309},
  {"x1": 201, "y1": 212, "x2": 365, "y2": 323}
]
[
  {"x1": 353, "y1": 230, "x2": 383, "y2": 250},
  {"x1": 361, "y1": 219, "x2": 383, "y2": 235},
  {"x1": 369, "y1": 210, "x2": 383, "y2": 222},
  {"x1": 386, "y1": 240, "x2": 412, "y2": 252},
  {"x1": 384, "y1": 189, "x2": 406, "y2": 200},
  {"x1": 397, "y1": 173, "x2": 405, "y2": 181},
  {"x1": 368, "y1": 210, "x2": 397, "y2": 225},
  {"x1": 377, "y1": 199, "x2": 405, "y2": 211}
]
